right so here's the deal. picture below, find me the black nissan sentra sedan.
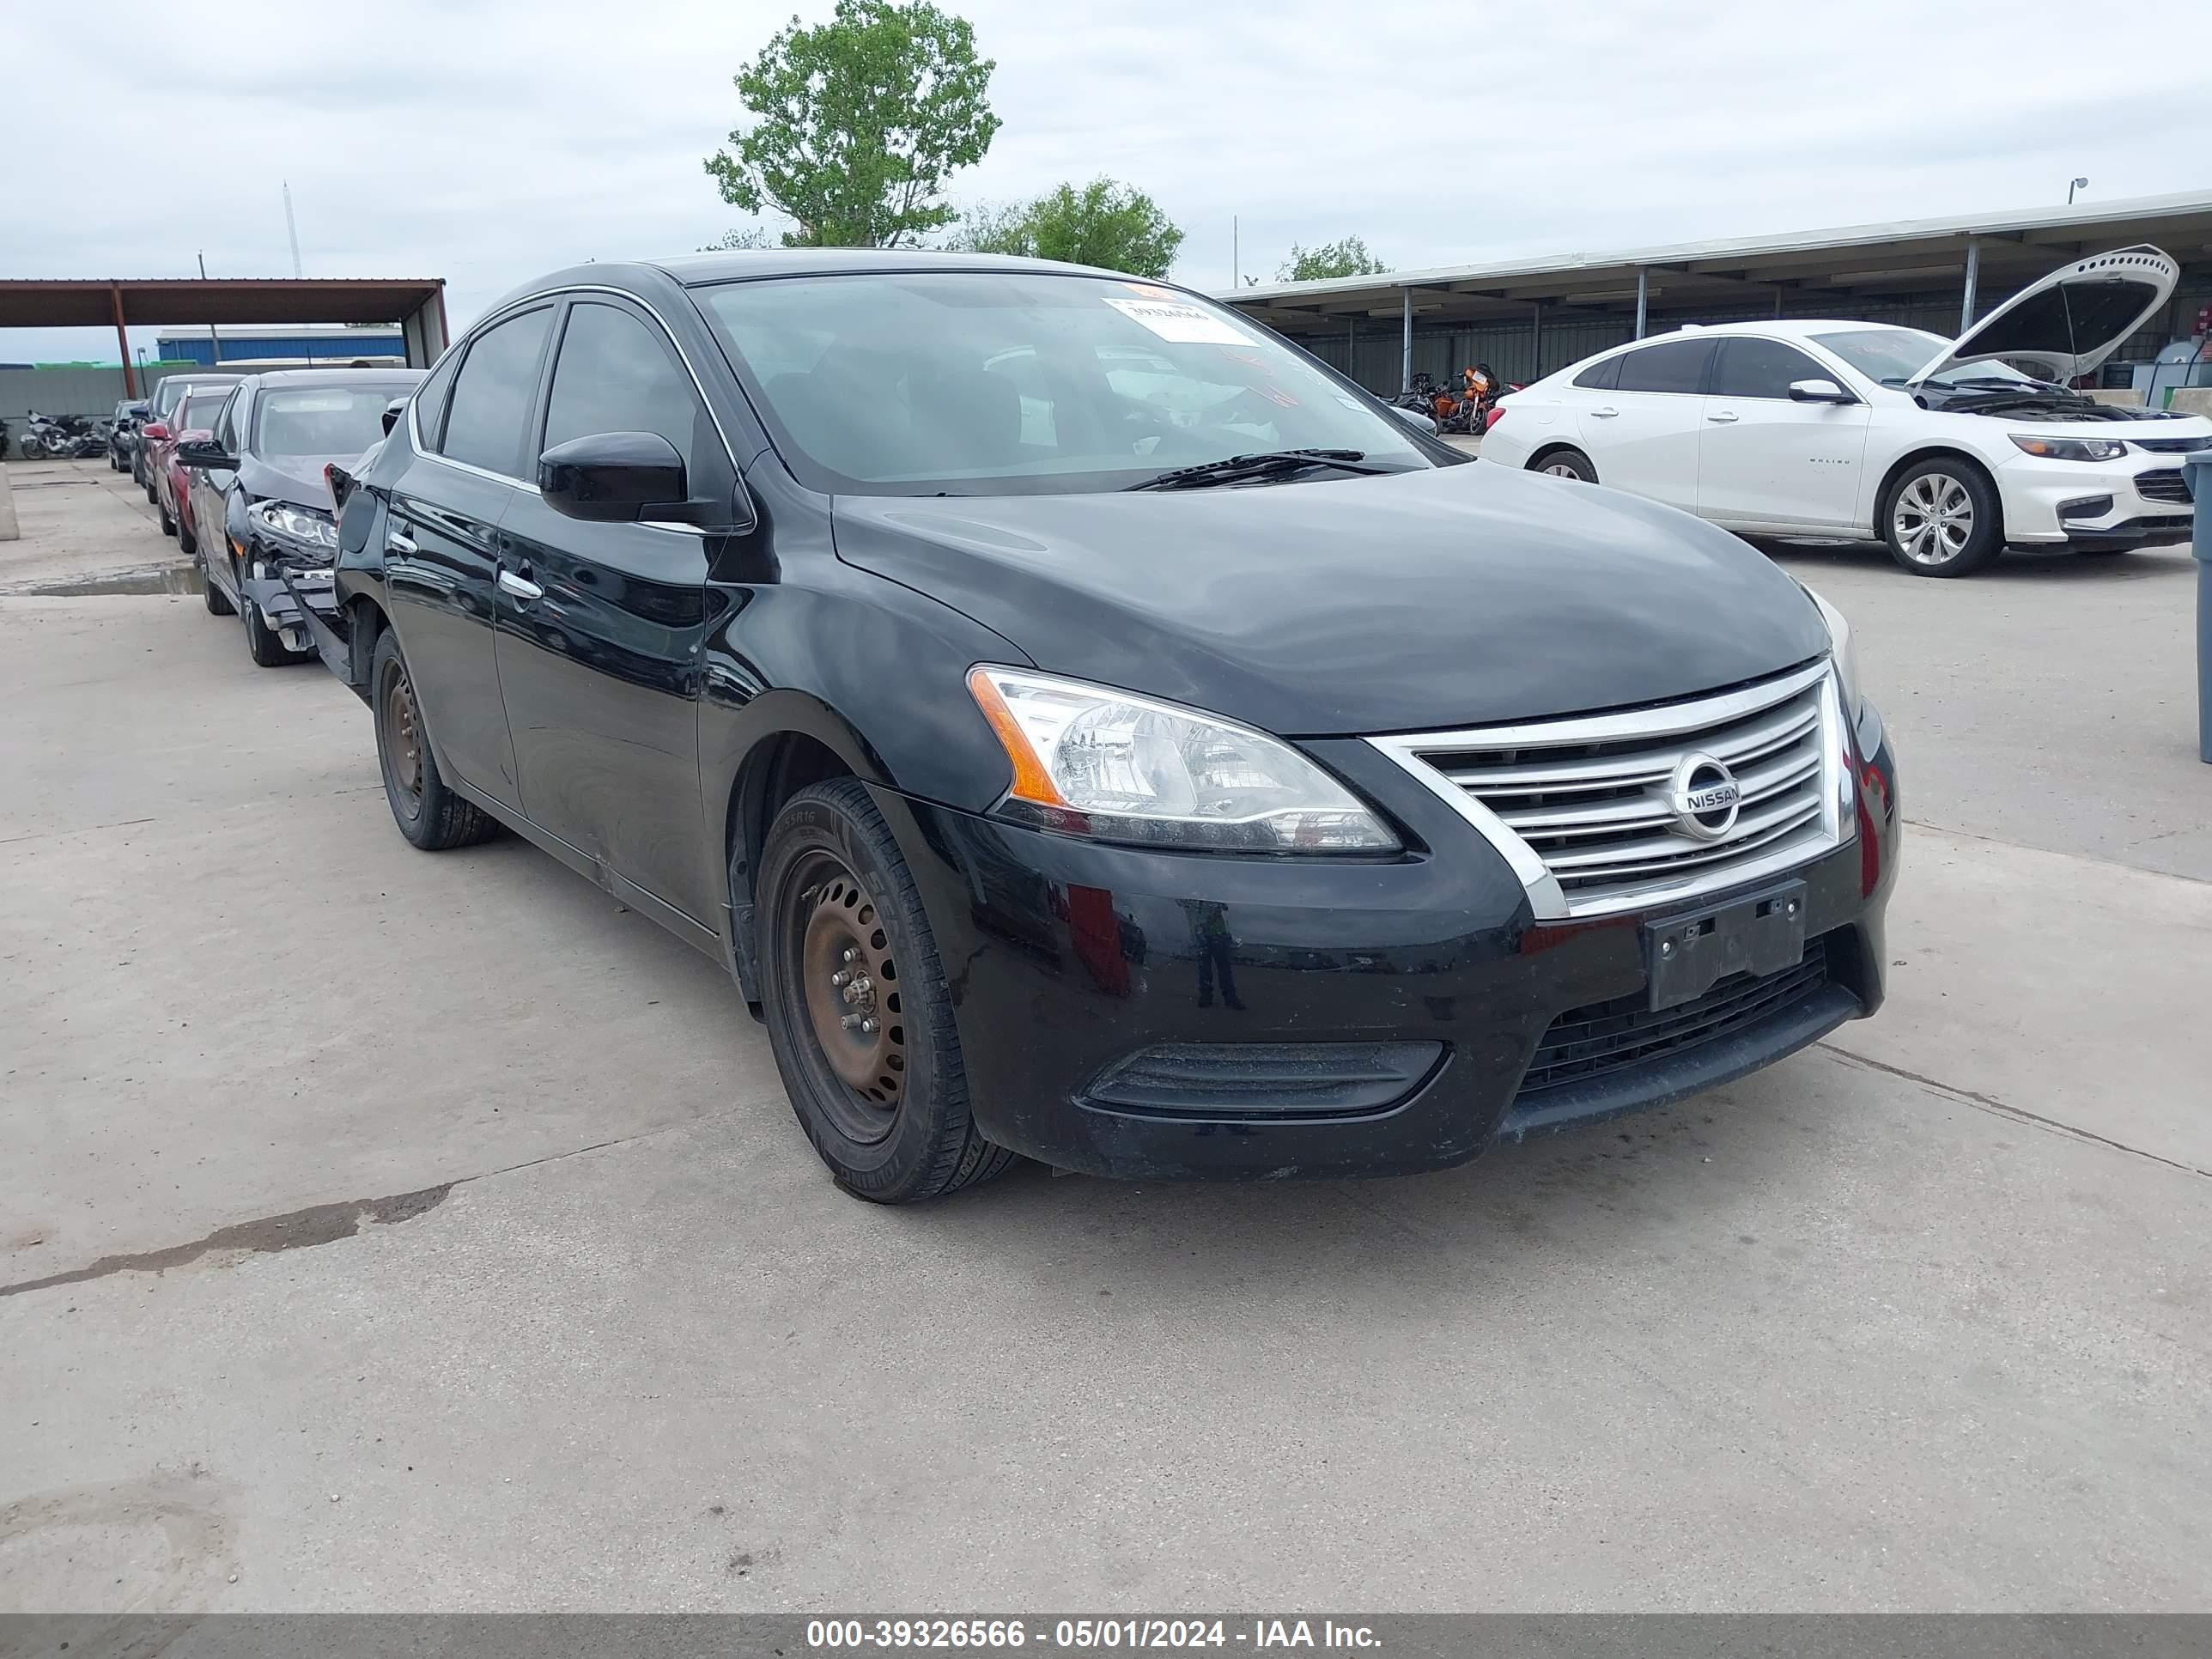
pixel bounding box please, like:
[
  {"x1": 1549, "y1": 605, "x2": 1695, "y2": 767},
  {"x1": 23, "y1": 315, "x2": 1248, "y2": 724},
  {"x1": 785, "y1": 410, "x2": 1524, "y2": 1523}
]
[{"x1": 325, "y1": 251, "x2": 1899, "y2": 1203}]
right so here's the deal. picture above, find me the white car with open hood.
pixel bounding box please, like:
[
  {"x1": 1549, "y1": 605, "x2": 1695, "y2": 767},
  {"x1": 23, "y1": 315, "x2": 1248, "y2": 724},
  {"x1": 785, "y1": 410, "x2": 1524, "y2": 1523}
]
[{"x1": 1479, "y1": 246, "x2": 2210, "y2": 575}]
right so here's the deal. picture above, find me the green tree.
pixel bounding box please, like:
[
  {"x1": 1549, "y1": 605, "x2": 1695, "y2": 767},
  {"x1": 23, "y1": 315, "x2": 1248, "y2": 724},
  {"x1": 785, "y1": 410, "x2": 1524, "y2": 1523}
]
[
  {"x1": 701, "y1": 225, "x2": 778, "y2": 252},
  {"x1": 1279, "y1": 236, "x2": 1389, "y2": 281},
  {"x1": 705, "y1": 0, "x2": 1000, "y2": 248},
  {"x1": 950, "y1": 178, "x2": 1184, "y2": 278}
]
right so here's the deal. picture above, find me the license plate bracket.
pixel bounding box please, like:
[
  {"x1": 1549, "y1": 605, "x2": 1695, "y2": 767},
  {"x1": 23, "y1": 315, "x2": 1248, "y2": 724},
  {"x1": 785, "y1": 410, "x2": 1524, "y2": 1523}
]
[{"x1": 1643, "y1": 881, "x2": 1808, "y2": 1012}]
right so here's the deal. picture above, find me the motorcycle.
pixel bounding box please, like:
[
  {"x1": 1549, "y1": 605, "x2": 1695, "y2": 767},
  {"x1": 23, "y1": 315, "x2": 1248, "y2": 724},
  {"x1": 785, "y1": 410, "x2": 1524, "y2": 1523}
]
[{"x1": 21, "y1": 410, "x2": 110, "y2": 460}]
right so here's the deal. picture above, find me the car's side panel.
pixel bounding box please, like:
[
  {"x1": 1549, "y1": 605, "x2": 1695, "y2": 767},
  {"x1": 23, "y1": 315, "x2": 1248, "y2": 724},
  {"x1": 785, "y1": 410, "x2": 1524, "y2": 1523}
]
[
  {"x1": 383, "y1": 463, "x2": 526, "y2": 809},
  {"x1": 495, "y1": 497, "x2": 725, "y2": 926},
  {"x1": 1696, "y1": 395, "x2": 1871, "y2": 527}
]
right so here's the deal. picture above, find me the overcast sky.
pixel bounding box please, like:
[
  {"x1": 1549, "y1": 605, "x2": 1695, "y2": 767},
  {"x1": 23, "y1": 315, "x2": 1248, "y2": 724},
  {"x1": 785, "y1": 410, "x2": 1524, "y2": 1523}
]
[{"x1": 7, "y1": 0, "x2": 2210, "y2": 363}]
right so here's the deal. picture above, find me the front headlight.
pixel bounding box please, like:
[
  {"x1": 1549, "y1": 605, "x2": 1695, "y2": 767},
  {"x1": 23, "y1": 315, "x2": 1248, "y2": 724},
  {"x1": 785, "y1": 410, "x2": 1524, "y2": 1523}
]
[
  {"x1": 249, "y1": 499, "x2": 339, "y2": 551},
  {"x1": 1803, "y1": 586, "x2": 1863, "y2": 717},
  {"x1": 967, "y1": 666, "x2": 1400, "y2": 854},
  {"x1": 2008, "y1": 434, "x2": 2126, "y2": 463}
]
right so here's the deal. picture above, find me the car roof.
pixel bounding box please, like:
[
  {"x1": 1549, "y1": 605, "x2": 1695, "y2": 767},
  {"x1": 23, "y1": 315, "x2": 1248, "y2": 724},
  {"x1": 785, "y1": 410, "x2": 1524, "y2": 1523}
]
[
  {"x1": 240, "y1": 367, "x2": 427, "y2": 390},
  {"x1": 1625, "y1": 319, "x2": 1938, "y2": 346},
  {"x1": 478, "y1": 251, "x2": 1156, "y2": 318}
]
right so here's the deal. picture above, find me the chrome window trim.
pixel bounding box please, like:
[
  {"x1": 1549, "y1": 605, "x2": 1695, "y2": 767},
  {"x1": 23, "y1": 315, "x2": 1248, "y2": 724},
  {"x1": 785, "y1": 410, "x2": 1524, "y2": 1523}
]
[
  {"x1": 407, "y1": 284, "x2": 740, "y2": 493},
  {"x1": 1366, "y1": 660, "x2": 1850, "y2": 922}
]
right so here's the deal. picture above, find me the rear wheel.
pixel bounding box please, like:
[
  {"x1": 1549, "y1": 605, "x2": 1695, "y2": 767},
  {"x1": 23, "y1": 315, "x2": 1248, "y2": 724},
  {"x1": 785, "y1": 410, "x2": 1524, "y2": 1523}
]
[
  {"x1": 757, "y1": 779, "x2": 1016, "y2": 1203},
  {"x1": 157, "y1": 496, "x2": 175, "y2": 537},
  {"x1": 1532, "y1": 446, "x2": 1598, "y2": 483},
  {"x1": 1883, "y1": 459, "x2": 2002, "y2": 576},
  {"x1": 371, "y1": 629, "x2": 498, "y2": 850}
]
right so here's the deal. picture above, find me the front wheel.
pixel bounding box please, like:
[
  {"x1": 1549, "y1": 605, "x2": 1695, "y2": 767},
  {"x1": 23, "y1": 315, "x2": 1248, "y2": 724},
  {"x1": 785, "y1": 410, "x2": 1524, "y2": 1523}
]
[
  {"x1": 757, "y1": 779, "x2": 1016, "y2": 1203},
  {"x1": 1883, "y1": 459, "x2": 2002, "y2": 576},
  {"x1": 199, "y1": 544, "x2": 234, "y2": 616},
  {"x1": 370, "y1": 629, "x2": 498, "y2": 850},
  {"x1": 243, "y1": 589, "x2": 307, "y2": 666},
  {"x1": 1532, "y1": 446, "x2": 1598, "y2": 483}
]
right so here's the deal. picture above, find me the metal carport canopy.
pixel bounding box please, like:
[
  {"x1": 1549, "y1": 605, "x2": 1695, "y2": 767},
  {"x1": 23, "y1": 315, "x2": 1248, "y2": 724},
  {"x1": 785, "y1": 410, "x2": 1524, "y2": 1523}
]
[
  {"x1": 1218, "y1": 187, "x2": 2212, "y2": 341},
  {"x1": 0, "y1": 276, "x2": 449, "y2": 394}
]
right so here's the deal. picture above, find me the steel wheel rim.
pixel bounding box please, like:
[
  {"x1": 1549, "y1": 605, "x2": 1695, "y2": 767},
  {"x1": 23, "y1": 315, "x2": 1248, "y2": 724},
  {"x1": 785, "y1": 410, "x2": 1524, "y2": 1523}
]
[
  {"x1": 1894, "y1": 473, "x2": 1973, "y2": 565},
  {"x1": 788, "y1": 850, "x2": 906, "y2": 1142},
  {"x1": 380, "y1": 662, "x2": 423, "y2": 818}
]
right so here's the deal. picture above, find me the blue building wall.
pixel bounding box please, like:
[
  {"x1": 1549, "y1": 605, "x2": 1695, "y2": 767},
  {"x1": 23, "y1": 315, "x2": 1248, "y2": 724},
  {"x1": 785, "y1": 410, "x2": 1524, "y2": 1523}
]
[{"x1": 155, "y1": 333, "x2": 405, "y2": 367}]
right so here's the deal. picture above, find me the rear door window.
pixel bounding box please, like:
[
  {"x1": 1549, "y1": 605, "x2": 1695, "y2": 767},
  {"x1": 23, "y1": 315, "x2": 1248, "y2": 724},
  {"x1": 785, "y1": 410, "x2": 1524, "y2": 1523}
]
[
  {"x1": 1613, "y1": 337, "x2": 1717, "y2": 395},
  {"x1": 439, "y1": 308, "x2": 554, "y2": 477}
]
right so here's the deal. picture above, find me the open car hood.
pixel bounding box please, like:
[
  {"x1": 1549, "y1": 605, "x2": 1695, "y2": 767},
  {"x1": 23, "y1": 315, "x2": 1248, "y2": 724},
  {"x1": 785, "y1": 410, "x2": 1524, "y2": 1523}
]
[{"x1": 1910, "y1": 245, "x2": 2177, "y2": 386}]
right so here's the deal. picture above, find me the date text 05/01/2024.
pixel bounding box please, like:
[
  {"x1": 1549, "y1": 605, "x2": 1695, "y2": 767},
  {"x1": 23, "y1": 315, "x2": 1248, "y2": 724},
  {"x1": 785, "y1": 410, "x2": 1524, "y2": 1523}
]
[{"x1": 805, "y1": 1619, "x2": 1384, "y2": 1650}]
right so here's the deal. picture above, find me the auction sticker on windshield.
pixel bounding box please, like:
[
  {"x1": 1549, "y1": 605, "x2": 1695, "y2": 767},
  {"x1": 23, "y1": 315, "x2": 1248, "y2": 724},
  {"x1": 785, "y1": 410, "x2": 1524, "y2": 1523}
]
[{"x1": 1103, "y1": 295, "x2": 1246, "y2": 345}]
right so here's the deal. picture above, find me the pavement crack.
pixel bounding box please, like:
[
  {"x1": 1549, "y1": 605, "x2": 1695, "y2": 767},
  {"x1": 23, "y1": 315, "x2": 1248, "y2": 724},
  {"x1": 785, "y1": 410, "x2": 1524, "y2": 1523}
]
[
  {"x1": 0, "y1": 1184, "x2": 453, "y2": 1299},
  {"x1": 1819, "y1": 1041, "x2": 2210, "y2": 1179}
]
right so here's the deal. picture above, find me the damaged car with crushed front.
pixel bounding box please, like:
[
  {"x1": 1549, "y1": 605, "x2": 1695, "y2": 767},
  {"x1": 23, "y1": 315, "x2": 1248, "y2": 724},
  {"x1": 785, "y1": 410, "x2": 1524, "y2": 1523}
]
[{"x1": 320, "y1": 252, "x2": 1900, "y2": 1202}]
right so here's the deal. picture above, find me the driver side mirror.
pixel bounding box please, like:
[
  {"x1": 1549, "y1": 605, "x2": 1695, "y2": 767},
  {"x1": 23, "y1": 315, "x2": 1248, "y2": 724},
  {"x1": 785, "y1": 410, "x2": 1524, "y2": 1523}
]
[
  {"x1": 1788, "y1": 379, "x2": 1854, "y2": 405},
  {"x1": 141, "y1": 421, "x2": 170, "y2": 442},
  {"x1": 1389, "y1": 403, "x2": 1439, "y2": 435},
  {"x1": 381, "y1": 397, "x2": 407, "y2": 436},
  {"x1": 175, "y1": 437, "x2": 235, "y2": 471}
]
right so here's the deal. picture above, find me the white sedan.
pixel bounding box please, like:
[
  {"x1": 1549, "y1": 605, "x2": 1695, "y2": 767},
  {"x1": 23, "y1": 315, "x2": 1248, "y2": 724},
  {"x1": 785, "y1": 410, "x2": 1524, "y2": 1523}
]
[{"x1": 1479, "y1": 246, "x2": 2210, "y2": 576}]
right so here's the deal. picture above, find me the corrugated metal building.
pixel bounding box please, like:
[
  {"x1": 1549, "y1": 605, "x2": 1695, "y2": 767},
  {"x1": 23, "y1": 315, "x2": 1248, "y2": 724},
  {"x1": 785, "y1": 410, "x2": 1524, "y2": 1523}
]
[
  {"x1": 155, "y1": 325, "x2": 405, "y2": 367},
  {"x1": 1223, "y1": 189, "x2": 2212, "y2": 394}
]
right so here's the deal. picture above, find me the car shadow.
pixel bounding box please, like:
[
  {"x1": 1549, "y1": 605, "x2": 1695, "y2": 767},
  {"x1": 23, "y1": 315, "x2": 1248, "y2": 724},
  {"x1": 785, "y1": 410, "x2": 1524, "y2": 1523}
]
[{"x1": 1744, "y1": 535, "x2": 2196, "y2": 584}]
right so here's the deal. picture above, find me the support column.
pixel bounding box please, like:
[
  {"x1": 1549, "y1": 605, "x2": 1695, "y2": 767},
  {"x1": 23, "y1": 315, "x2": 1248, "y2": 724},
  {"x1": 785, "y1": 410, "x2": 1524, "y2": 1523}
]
[
  {"x1": 1401, "y1": 289, "x2": 1413, "y2": 393},
  {"x1": 112, "y1": 284, "x2": 136, "y2": 398},
  {"x1": 1634, "y1": 267, "x2": 1648, "y2": 339},
  {"x1": 1960, "y1": 236, "x2": 1981, "y2": 333},
  {"x1": 1347, "y1": 314, "x2": 1357, "y2": 386},
  {"x1": 1531, "y1": 301, "x2": 1543, "y2": 378}
]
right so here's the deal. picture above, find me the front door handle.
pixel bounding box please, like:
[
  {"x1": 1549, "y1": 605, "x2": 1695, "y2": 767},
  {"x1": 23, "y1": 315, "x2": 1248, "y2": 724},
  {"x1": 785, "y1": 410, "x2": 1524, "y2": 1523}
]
[
  {"x1": 1589, "y1": 405, "x2": 1620, "y2": 418},
  {"x1": 1706, "y1": 410, "x2": 1740, "y2": 423},
  {"x1": 497, "y1": 568, "x2": 544, "y2": 601},
  {"x1": 386, "y1": 529, "x2": 417, "y2": 555}
]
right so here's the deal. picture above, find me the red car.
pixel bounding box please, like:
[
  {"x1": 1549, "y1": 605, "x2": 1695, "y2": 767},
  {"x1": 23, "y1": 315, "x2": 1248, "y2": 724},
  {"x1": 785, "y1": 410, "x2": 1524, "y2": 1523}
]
[{"x1": 152, "y1": 385, "x2": 236, "y2": 553}]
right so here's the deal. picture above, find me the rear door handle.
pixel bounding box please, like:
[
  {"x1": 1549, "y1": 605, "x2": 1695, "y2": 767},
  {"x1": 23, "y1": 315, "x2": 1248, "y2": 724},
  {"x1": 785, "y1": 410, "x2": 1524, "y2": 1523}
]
[
  {"x1": 386, "y1": 529, "x2": 417, "y2": 555},
  {"x1": 497, "y1": 568, "x2": 544, "y2": 601},
  {"x1": 1706, "y1": 410, "x2": 1739, "y2": 423},
  {"x1": 1589, "y1": 406, "x2": 1620, "y2": 418}
]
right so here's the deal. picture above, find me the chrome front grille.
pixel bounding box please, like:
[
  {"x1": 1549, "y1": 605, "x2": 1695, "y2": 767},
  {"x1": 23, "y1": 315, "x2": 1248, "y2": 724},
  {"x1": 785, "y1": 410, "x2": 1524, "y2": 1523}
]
[{"x1": 1368, "y1": 661, "x2": 1849, "y2": 919}]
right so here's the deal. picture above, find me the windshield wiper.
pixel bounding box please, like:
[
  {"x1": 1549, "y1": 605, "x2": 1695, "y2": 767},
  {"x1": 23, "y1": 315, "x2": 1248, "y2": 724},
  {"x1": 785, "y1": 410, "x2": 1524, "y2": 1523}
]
[{"x1": 1122, "y1": 448, "x2": 1387, "y2": 491}]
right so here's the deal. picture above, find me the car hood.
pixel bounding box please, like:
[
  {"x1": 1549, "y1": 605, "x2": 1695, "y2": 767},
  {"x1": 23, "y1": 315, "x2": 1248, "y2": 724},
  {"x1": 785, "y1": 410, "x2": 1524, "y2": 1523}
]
[
  {"x1": 830, "y1": 465, "x2": 1832, "y2": 737},
  {"x1": 240, "y1": 453, "x2": 349, "y2": 512},
  {"x1": 1911, "y1": 245, "x2": 2178, "y2": 386}
]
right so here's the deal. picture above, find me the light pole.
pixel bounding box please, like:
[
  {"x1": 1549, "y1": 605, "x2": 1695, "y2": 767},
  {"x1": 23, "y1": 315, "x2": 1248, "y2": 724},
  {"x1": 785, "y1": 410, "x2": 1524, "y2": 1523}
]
[{"x1": 2068, "y1": 176, "x2": 2088, "y2": 205}]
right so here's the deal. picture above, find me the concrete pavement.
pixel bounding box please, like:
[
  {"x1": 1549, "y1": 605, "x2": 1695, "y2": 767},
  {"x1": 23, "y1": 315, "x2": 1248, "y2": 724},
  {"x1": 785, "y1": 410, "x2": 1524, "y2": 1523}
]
[{"x1": 2, "y1": 463, "x2": 2209, "y2": 1613}]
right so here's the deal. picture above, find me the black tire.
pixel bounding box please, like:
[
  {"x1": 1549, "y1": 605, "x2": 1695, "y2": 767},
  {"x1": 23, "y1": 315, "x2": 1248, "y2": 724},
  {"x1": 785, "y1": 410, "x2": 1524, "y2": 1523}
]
[
  {"x1": 1882, "y1": 458, "x2": 2002, "y2": 577},
  {"x1": 199, "y1": 544, "x2": 234, "y2": 617},
  {"x1": 177, "y1": 516, "x2": 197, "y2": 558},
  {"x1": 757, "y1": 779, "x2": 1017, "y2": 1203},
  {"x1": 370, "y1": 629, "x2": 498, "y2": 850},
  {"x1": 1531, "y1": 446, "x2": 1599, "y2": 483},
  {"x1": 243, "y1": 588, "x2": 307, "y2": 666},
  {"x1": 157, "y1": 496, "x2": 176, "y2": 537}
]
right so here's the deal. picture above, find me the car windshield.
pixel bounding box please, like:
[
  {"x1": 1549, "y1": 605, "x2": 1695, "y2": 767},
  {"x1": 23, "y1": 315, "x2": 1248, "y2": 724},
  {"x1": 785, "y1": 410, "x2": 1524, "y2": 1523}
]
[
  {"x1": 253, "y1": 386, "x2": 408, "y2": 458},
  {"x1": 695, "y1": 270, "x2": 1428, "y2": 495},
  {"x1": 1812, "y1": 327, "x2": 2045, "y2": 388}
]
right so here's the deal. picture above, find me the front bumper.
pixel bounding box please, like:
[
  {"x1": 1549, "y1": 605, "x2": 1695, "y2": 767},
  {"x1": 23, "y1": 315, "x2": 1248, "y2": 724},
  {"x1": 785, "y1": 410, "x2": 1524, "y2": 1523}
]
[
  {"x1": 1997, "y1": 453, "x2": 2196, "y2": 544},
  {"x1": 872, "y1": 725, "x2": 1900, "y2": 1181}
]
